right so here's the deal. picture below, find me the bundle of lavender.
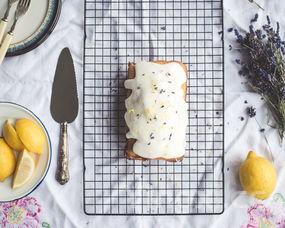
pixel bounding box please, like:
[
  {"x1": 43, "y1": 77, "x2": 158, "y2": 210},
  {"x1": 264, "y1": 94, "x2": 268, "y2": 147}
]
[{"x1": 233, "y1": 16, "x2": 285, "y2": 139}]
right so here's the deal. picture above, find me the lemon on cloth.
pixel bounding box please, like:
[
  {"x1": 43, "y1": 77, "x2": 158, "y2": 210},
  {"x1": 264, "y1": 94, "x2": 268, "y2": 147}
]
[
  {"x1": 239, "y1": 151, "x2": 277, "y2": 200},
  {"x1": 0, "y1": 138, "x2": 16, "y2": 182},
  {"x1": 12, "y1": 149, "x2": 35, "y2": 189},
  {"x1": 15, "y1": 118, "x2": 45, "y2": 154},
  {"x1": 3, "y1": 119, "x2": 25, "y2": 151}
]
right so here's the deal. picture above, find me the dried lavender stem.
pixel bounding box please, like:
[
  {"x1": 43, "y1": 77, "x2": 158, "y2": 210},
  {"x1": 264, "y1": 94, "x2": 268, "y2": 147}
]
[{"x1": 234, "y1": 16, "x2": 285, "y2": 140}]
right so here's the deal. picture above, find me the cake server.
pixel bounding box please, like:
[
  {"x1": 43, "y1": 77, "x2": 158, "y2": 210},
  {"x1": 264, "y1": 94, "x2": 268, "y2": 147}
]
[{"x1": 50, "y1": 47, "x2": 78, "y2": 185}]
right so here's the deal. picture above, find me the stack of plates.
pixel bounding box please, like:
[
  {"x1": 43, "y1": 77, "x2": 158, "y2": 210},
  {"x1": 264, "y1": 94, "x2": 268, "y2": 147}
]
[{"x1": 0, "y1": 0, "x2": 61, "y2": 56}]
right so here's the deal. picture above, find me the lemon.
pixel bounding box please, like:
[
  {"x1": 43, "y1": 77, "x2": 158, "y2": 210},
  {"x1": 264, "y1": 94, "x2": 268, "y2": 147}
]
[
  {"x1": 3, "y1": 119, "x2": 25, "y2": 151},
  {"x1": 0, "y1": 138, "x2": 16, "y2": 182},
  {"x1": 12, "y1": 149, "x2": 35, "y2": 189},
  {"x1": 239, "y1": 151, "x2": 277, "y2": 200},
  {"x1": 15, "y1": 118, "x2": 45, "y2": 154}
]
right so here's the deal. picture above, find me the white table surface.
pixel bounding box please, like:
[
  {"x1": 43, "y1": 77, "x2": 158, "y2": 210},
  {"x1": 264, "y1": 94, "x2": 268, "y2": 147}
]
[{"x1": 1, "y1": 0, "x2": 285, "y2": 227}]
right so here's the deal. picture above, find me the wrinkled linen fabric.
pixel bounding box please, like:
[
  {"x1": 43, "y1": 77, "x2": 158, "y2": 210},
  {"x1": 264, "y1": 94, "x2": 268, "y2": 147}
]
[{"x1": 0, "y1": 0, "x2": 285, "y2": 227}]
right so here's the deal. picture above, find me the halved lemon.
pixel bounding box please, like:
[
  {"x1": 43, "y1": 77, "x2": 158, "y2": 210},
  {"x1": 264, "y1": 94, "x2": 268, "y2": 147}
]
[
  {"x1": 0, "y1": 138, "x2": 16, "y2": 182},
  {"x1": 12, "y1": 149, "x2": 35, "y2": 189},
  {"x1": 3, "y1": 119, "x2": 25, "y2": 151},
  {"x1": 15, "y1": 118, "x2": 45, "y2": 154}
]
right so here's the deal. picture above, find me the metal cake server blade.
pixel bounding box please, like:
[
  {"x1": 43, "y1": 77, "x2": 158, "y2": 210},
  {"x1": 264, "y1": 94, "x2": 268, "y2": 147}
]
[{"x1": 50, "y1": 47, "x2": 78, "y2": 185}]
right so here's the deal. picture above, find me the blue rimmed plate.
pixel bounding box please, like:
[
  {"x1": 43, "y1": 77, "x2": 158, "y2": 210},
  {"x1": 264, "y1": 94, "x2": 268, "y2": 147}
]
[
  {"x1": 0, "y1": 0, "x2": 61, "y2": 56},
  {"x1": 0, "y1": 102, "x2": 52, "y2": 202}
]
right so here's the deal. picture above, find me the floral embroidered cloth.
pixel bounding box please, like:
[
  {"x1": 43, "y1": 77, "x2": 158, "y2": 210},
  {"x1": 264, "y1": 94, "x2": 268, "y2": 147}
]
[
  {"x1": 0, "y1": 197, "x2": 44, "y2": 228},
  {"x1": 1, "y1": 0, "x2": 285, "y2": 227}
]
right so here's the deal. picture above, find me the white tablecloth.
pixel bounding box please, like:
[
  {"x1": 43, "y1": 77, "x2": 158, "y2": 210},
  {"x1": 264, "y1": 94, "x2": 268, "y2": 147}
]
[{"x1": 1, "y1": 0, "x2": 285, "y2": 227}]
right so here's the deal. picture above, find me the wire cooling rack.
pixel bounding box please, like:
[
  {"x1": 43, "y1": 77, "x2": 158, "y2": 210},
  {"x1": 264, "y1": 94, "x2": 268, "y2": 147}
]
[{"x1": 83, "y1": 0, "x2": 224, "y2": 215}]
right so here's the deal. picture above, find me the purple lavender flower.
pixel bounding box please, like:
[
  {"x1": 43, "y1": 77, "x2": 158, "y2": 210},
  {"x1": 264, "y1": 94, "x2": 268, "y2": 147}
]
[
  {"x1": 250, "y1": 13, "x2": 259, "y2": 23},
  {"x1": 234, "y1": 15, "x2": 285, "y2": 138},
  {"x1": 247, "y1": 106, "x2": 256, "y2": 118},
  {"x1": 255, "y1": 29, "x2": 262, "y2": 39}
]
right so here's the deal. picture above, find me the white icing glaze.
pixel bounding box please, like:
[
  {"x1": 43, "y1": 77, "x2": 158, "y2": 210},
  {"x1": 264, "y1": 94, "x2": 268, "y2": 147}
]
[{"x1": 124, "y1": 61, "x2": 188, "y2": 159}]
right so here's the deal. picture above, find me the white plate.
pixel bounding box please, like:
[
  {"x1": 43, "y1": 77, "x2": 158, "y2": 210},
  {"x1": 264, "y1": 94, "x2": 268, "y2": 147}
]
[
  {"x1": 0, "y1": 102, "x2": 51, "y2": 202},
  {"x1": 0, "y1": 0, "x2": 61, "y2": 56}
]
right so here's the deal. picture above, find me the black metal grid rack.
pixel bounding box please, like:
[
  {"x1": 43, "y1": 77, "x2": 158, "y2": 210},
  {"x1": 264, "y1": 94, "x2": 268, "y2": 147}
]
[{"x1": 83, "y1": 0, "x2": 224, "y2": 215}]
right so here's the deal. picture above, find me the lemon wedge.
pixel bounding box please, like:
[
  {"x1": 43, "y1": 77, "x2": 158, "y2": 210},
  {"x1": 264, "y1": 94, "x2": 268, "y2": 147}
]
[
  {"x1": 0, "y1": 138, "x2": 16, "y2": 182},
  {"x1": 12, "y1": 149, "x2": 35, "y2": 189},
  {"x1": 3, "y1": 119, "x2": 25, "y2": 151}
]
